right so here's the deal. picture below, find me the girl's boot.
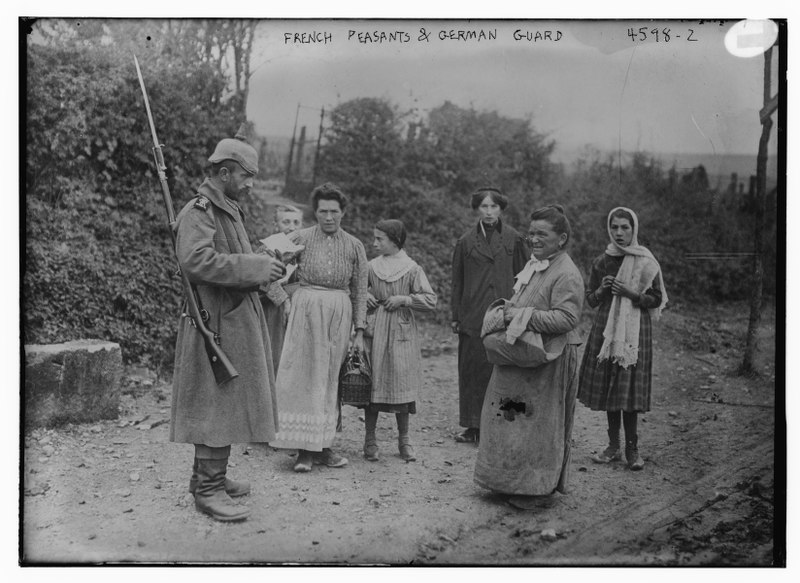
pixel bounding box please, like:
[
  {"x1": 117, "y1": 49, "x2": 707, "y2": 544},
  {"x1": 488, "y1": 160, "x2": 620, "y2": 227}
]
[
  {"x1": 397, "y1": 413, "x2": 416, "y2": 461},
  {"x1": 623, "y1": 411, "x2": 644, "y2": 470},
  {"x1": 592, "y1": 429, "x2": 621, "y2": 463},
  {"x1": 625, "y1": 436, "x2": 645, "y2": 471},
  {"x1": 364, "y1": 410, "x2": 379, "y2": 462}
]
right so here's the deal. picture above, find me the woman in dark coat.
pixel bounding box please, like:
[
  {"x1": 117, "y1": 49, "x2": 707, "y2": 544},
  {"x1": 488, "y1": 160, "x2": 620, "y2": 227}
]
[
  {"x1": 451, "y1": 188, "x2": 528, "y2": 443},
  {"x1": 577, "y1": 207, "x2": 668, "y2": 470}
]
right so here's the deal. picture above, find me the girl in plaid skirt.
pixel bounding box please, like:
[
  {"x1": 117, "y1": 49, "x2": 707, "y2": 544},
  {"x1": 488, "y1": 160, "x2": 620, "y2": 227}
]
[{"x1": 577, "y1": 207, "x2": 668, "y2": 470}]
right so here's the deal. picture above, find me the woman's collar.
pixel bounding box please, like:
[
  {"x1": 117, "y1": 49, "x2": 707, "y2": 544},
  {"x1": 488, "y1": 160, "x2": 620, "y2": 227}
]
[
  {"x1": 532, "y1": 249, "x2": 565, "y2": 263},
  {"x1": 371, "y1": 250, "x2": 415, "y2": 281},
  {"x1": 316, "y1": 225, "x2": 342, "y2": 239},
  {"x1": 476, "y1": 218, "x2": 502, "y2": 233}
]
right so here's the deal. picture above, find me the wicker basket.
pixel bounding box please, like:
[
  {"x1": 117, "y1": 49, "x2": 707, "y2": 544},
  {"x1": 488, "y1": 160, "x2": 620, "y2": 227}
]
[{"x1": 339, "y1": 348, "x2": 372, "y2": 407}]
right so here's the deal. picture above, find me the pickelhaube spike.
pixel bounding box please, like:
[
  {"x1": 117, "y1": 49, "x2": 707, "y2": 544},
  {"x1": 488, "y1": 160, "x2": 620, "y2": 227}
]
[{"x1": 234, "y1": 122, "x2": 249, "y2": 142}]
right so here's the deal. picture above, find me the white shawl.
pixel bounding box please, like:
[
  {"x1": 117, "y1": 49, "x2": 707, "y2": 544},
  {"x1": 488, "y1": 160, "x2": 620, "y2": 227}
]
[{"x1": 597, "y1": 207, "x2": 668, "y2": 368}]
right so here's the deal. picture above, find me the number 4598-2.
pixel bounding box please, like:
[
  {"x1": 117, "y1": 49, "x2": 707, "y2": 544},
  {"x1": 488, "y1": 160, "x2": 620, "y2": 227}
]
[
  {"x1": 627, "y1": 26, "x2": 697, "y2": 42},
  {"x1": 627, "y1": 27, "x2": 673, "y2": 42}
]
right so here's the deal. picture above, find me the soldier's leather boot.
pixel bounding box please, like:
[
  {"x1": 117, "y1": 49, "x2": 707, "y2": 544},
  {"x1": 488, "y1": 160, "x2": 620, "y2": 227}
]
[
  {"x1": 189, "y1": 458, "x2": 250, "y2": 497},
  {"x1": 194, "y1": 457, "x2": 250, "y2": 522}
]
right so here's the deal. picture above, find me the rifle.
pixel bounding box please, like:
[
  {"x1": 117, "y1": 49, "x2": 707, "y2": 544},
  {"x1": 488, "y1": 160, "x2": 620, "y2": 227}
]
[{"x1": 133, "y1": 55, "x2": 239, "y2": 386}]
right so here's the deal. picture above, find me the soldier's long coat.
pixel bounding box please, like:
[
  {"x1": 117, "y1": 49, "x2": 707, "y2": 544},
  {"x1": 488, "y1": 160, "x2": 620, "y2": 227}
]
[{"x1": 169, "y1": 178, "x2": 278, "y2": 447}]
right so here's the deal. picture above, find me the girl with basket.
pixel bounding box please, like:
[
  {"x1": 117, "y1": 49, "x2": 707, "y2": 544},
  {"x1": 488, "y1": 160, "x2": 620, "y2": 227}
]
[
  {"x1": 577, "y1": 207, "x2": 668, "y2": 471},
  {"x1": 362, "y1": 220, "x2": 437, "y2": 462}
]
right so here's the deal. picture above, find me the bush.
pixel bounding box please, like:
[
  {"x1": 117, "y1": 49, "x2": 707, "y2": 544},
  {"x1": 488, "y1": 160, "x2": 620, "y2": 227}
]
[
  {"x1": 24, "y1": 29, "x2": 245, "y2": 373},
  {"x1": 550, "y1": 151, "x2": 775, "y2": 303}
]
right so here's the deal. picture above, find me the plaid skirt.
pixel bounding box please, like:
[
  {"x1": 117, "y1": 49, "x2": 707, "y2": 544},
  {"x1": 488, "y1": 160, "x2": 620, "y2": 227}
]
[{"x1": 577, "y1": 301, "x2": 653, "y2": 412}]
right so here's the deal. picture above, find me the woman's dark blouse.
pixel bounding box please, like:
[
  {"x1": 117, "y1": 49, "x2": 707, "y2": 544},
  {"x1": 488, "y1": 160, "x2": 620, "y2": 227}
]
[{"x1": 585, "y1": 254, "x2": 661, "y2": 309}]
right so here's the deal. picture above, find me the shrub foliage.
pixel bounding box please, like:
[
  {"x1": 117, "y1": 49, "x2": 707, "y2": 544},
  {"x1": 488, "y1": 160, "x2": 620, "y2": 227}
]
[{"x1": 24, "y1": 21, "x2": 250, "y2": 373}]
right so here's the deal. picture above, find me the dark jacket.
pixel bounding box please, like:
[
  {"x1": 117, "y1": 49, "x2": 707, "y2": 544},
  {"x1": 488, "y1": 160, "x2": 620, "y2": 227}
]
[
  {"x1": 169, "y1": 178, "x2": 279, "y2": 446},
  {"x1": 451, "y1": 220, "x2": 529, "y2": 336}
]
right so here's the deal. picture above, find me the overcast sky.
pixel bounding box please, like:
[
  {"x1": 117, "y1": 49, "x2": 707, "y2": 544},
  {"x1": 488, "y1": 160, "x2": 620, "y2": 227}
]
[{"x1": 247, "y1": 19, "x2": 778, "y2": 161}]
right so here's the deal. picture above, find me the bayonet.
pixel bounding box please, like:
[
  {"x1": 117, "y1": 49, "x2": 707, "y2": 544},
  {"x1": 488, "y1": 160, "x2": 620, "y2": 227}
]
[{"x1": 134, "y1": 54, "x2": 238, "y2": 386}]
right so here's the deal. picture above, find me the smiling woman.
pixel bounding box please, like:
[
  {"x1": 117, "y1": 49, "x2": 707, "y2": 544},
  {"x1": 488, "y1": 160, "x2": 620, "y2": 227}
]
[
  {"x1": 527, "y1": 218, "x2": 568, "y2": 261},
  {"x1": 474, "y1": 204, "x2": 585, "y2": 509}
]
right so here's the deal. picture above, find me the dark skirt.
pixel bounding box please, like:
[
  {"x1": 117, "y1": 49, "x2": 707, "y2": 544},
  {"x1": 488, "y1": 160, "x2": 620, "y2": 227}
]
[
  {"x1": 362, "y1": 402, "x2": 417, "y2": 414},
  {"x1": 457, "y1": 333, "x2": 494, "y2": 428},
  {"x1": 577, "y1": 302, "x2": 653, "y2": 412}
]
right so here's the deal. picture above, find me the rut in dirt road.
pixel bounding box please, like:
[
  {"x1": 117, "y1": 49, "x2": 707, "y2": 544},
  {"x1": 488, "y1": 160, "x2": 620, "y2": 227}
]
[{"x1": 536, "y1": 440, "x2": 774, "y2": 561}]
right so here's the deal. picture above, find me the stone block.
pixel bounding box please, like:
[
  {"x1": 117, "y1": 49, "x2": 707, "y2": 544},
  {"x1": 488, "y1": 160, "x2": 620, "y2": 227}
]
[{"x1": 24, "y1": 340, "x2": 122, "y2": 429}]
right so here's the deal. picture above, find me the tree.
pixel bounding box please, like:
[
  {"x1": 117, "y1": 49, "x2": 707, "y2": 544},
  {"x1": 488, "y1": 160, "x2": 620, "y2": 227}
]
[
  {"x1": 318, "y1": 98, "x2": 405, "y2": 183},
  {"x1": 30, "y1": 18, "x2": 257, "y2": 119},
  {"x1": 419, "y1": 101, "x2": 555, "y2": 195},
  {"x1": 161, "y1": 20, "x2": 258, "y2": 118},
  {"x1": 314, "y1": 98, "x2": 409, "y2": 226}
]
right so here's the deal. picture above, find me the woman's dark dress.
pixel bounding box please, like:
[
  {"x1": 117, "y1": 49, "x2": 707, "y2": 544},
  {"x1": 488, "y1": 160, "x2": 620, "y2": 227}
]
[{"x1": 577, "y1": 254, "x2": 662, "y2": 413}]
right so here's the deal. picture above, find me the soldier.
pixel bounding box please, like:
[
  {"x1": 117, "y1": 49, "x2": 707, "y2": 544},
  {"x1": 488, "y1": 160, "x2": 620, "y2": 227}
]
[{"x1": 169, "y1": 133, "x2": 285, "y2": 522}]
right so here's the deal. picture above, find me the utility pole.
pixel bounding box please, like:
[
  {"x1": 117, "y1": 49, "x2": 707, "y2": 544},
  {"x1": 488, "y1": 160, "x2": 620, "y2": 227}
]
[
  {"x1": 296, "y1": 126, "x2": 307, "y2": 176},
  {"x1": 284, "y1": 103, "x2": 300, "y2": 190},
  {"x1": 312, "y1": 107, "x2": 325, "y2": 186}
]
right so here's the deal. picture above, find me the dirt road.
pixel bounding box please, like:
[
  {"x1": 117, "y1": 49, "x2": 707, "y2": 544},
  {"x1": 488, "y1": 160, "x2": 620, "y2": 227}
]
[{"x1": 21, "y1": 302, "x2": 778, "y2": 565}]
